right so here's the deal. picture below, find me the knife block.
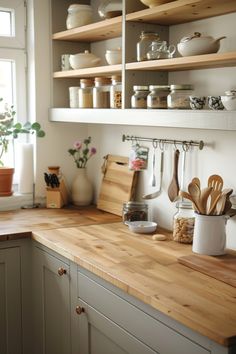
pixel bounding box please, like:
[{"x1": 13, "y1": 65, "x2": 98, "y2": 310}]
[{"x1": 46, "y1": 189, "x2": 63, "y2": 208}]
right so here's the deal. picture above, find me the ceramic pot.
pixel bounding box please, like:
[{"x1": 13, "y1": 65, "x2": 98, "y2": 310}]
[
  {"x1": 192, "y1": 214, "x2": 227, "y2": 255},
  {"x1": 177, "y1": 32, "x2": 226, "y2": 57},
  {"x1": 105, "y1": 48, "x2": 122, "y2": 65},
  {"x1": 71, "y1": 168, "x2": 93, "y2": 206},
  {"x1": 69, "y1": 51, "x2": 101, "y2": 70},
  {"x1": 0, "y1": 167, "x2": 14, "y2": 196},
  {"x1": 221, "y1": 90, "x2": 236, "y2": 111},
  {"x1": 66, "y1": 4, "x2": 93, "y2": 29}
]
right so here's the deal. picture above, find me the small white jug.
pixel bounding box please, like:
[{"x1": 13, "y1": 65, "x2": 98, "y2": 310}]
[{"x1": 192, "y1": 214, "x2": 228, "y2": 255}]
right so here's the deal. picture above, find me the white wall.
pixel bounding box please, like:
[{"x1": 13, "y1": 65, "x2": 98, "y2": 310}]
[{"x1": 31, "y1": 2, "x2": 236, "y2": 249}]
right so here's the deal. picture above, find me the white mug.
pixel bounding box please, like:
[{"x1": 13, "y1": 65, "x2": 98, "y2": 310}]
[
  {"x1": 192, "y1": 213, "x2": 227, "y2": 255},
  {"x1": 69, "y1": 87, "x2": 79, "y2": 108}
]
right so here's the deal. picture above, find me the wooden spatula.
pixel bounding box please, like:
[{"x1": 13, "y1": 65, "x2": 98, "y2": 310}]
[{"x1": 167, "y1": 149, "x2": 180, "y2": 202}]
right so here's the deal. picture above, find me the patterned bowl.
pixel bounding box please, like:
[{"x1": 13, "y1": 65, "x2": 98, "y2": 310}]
[
  {"x1": 189, "y1": 96, "x2": 206, "y2": 110},
  {"x1": 207, "y1": 96, "x2": 224, "y2": 110}
]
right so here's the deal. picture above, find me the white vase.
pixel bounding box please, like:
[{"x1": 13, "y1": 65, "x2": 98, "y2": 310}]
[{"x1": 71, "y1": 168, "x2": 93, "y2": 206}]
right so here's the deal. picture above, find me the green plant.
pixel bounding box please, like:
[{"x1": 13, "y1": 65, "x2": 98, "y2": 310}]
[{"x1": 0, "y1": 99, "x2": 45, "y2": 166}]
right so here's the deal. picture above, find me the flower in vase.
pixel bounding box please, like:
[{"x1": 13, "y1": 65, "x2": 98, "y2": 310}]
[{"x1": 68, "y1": 136, "x2": 97, "y2": 168}]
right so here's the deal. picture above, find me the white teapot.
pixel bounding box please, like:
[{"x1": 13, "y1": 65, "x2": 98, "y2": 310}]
[
  {"x1": 177, "y1": 32, "x2": 226, "y2": 57},
  {"x1": 69, "y1": 50, "x2": 101, "y2": 70}
]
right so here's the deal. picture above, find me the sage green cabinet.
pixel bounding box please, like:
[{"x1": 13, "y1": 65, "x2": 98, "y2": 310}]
[
  {"x1": 0, "y1": 246, "x2": 22, "y2": 354},
  {"x1": 32, "y1": 244, "x2": 71, "y2": 354}
]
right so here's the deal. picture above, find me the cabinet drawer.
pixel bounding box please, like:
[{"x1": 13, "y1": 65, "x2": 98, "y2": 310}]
[{"x1": 78, "y1": 272, "x2": 209, "y2": 354}]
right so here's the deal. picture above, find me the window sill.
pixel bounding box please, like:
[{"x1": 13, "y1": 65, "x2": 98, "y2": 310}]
[{"x1": 0, "y1": 193, "x2": 45, "y2": 211}]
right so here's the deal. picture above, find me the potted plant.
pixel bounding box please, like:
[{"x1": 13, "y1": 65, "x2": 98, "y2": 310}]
[{"x1": 0, "y1": 99, "x2": 45, "y2": 196}]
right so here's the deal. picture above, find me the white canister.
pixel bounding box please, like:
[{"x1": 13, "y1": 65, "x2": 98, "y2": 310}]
[
  {"x1": 61, "y1": 54, "x2": 72, "y2": 71},
  {"x1": 66, "y1": 4, "x2": 93, "y2": 29},
  {"x1": 192, "y1": 214, "x2": 227, "y2": 255},
  {"x1": 69, "y1": 86, "x2": 79, "y2": 108}
]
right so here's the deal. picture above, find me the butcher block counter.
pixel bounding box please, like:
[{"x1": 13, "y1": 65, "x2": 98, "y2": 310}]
[{"x1": 0, "y1": 207, "x2": 236, "y2": 348}]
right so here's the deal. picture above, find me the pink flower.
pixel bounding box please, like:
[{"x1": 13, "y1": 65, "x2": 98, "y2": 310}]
[
  {"x1": 90, "y1": 147, "x2": 97, "y2": 155},
  {"x1": 74, "y1": 140, "x2": 82, "y2": 150}
]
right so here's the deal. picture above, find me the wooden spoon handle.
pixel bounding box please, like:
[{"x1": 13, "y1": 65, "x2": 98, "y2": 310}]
[{"x1": 173, "y1": 149, "x2": 180, "y2": 178}]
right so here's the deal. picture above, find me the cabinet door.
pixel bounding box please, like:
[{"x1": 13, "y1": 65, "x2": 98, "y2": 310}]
[
  {"x1": 77, "y1": 299, "x2": 157, "y2": 354},
  {"x1": 0, "y1": 247, "x2": 22, "y2": 354},
  {"x1": 33, "y1": 246, "x2": 71, "y2": 354}
]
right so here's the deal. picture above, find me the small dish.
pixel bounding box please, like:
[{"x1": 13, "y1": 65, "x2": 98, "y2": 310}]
[
  {"x1": 207, "y1": 96, "x2": 224, "y2": 110},
  {"x1": 189, "y1": 96, "x2": 206, "y2": 110},
  {"x1": 127, "y1": 221, "x2": 157, "y2": 234}
]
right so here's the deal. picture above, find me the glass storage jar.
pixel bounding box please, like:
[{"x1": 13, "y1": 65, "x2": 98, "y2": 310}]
[
  {"x1": 131, "y1": 86, "x2": 149, "y2": 109},
  {"x1": 110, "y1": 75, "x2": 122, "y2": 108},
  {"x1": 122, "y1": 201, "x2": 148, "y2": 224},
  {"x1": 167, "y1": 84, "x2": 194, "y2": 109},
  {"x1": 173, "y1": 202, "x2": 195, "y2": 244},
  {"x1": 137, "y1": 31, "x2": 160, "y2": 62},
  {"x1": 147, "y1": 85, "x2": 170, "y2": 109},
  {"x1": 78, "y1": 79, "x2": 94, "y2": 108},
  {"x1": 93, "y1": 77, "x2": 111, "y2": 108}
]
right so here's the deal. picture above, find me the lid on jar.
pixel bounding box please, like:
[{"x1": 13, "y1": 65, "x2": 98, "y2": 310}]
[
  {"x1": 133, "y1": 85, "x2": 149, "y2": 91},
  {"x1": 94, "y1": 77, "x2": 111, "y2": 85},
  {"x1": 68, "y1": 4, "x2": 92, "y2": 12},
  {"x1": 140, "y1": 31, "x2": 160, "y2": 39},
  {"x1": 123, "y1": 201, "x2": 148, "y2": 208},
  {"x1": 176, "y1": 201, "x2": 193, "y2": 209},
  {"x1": 80, "y1": 78, "x2": 94, "y2": 87},
  {"x1": 149, "y1": 85, "x2": 170, "y2": 91},
  {"x1": 111, "y1": 75, "x2": 121, "y2": 83},
  {"x1": 170, "y1": 84, "x2": 194, "y2": 90}
]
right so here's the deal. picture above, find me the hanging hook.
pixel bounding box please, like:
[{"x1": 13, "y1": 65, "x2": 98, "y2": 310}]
[
  {"x1": 152, "y1": 140, "x2": 158, "y2": 149},
  {"x1": 182, "y1": 141, "x2": 189, "y2": 152},
  {"x1": 159, "y1": 140, "x2": 165, "y2": 151}
]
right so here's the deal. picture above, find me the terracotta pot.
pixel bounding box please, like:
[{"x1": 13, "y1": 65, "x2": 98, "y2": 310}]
[{"x1": 0, "y1": 167, "x2": 14, "y2": 196}]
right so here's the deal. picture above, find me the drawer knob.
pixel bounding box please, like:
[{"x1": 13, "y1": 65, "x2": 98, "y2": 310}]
[
  {"x1": 58, "y1": 267, "x2": 67, "y2": 276},
  {"x1": 76, "y1": 306, "x2": 85, "y2": 315}
]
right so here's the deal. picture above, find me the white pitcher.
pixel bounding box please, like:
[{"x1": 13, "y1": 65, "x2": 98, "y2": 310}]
[{"x1": 192, "y1": 214, "x2": 228, "y2": 255}]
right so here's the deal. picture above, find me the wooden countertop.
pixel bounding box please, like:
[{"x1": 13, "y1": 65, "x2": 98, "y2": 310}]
[{"x1": 0, "y1": 207, "x2": 236, "y2": 347}]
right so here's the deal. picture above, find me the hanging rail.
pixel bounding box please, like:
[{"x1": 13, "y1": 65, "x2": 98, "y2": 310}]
[{"x1": 122, "y1": 134, "x2": 204, "y2": 150}]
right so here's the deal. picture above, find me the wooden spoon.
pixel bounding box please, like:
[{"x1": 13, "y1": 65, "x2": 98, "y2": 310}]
[
  {"x1": 199, "y1": 186, "x2": 213, "y2": 214},
  {"x1": 188, "y1": 182, "x2": 204, "y2": 214},
  {"x1": 191, "y1": 177, "x2": 201, "y2": 189},
  {"x1": 215, "y1": 194, "x2": 226, "y2": 215},
  {"x1": 167, "y1": 149, "x2": 180, "y2": 202},
  {"x1": 179, "y1": 190, "x2": 199, "y2": 212}
]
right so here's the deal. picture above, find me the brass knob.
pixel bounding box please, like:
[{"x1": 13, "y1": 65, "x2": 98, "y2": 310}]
[
  {"x1": 76, "y1": 306, "x2": 85, "y2": 315},
  {"x1": 58, "y1": 267, "x2": 66, "y2": 276}
]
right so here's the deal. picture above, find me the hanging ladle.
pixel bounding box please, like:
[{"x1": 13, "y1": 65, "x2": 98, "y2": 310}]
[
  {"x1": 143, "y1": 142, "x2": 164, "y2": 199},
  {"x1": 150, "y1": 140, "x2": 158, "y2": 187}
]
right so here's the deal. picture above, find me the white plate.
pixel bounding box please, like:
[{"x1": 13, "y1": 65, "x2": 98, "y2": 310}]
[{"x1": 127, "y1": 221, "x2": 157, "y2": 234}]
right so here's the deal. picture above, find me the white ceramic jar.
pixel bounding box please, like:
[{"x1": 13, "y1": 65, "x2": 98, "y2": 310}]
[
  {"x1": 221, "y1": 90, "x2": 236, "y2": 111},
  {"x1": 105, "y1": 48, "x2": 122, "y2": 65},
  {"x1": 66, "y1": 4, "x2": 93, "y2": 29}
]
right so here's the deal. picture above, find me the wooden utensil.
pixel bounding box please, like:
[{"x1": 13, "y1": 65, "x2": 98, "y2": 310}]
[
  {"x1": 215, "y1": 194, "x2": 226, "y2": 215},
  {"x1": 188, "y1": 182, "x2": 204, "y2": 214},
  {"x1": 208, "y1": 174, "x2": 223, "y2": 191},
  {"x1": 191, "y1": 177, "x2": 201, "y2": 189},
  {"x1": 199, "y1": 186, "x2": 213, "y2": 214},
  {"x1": 179, "y1": 190, "x2": 199, "y2": 212},
  {"x1": 167, "y1": 149, "x2": 180, "y2": 202}
]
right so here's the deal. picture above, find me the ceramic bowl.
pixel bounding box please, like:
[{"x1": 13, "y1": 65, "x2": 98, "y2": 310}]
[
  {"x1": 69, "y1": 51, "x2": 101, "y2": 70},
  {"x1": 207, "y1": 96, "x2": 224, "y2": 110},
  {"x1": 189, "y1": 96, "x2": 206, "y2": 110},
  {"x1": 66, "y1": 4, "x2": 93, "y2": 29},
  {"x1": 221, "y1": 93, "x2": 236, "y2": 111},
  {"x1": 105, "y1": 48, "x2": 122, "y2": 65},
  {"x1": 127, "y1": 221, "x2": 157, "y2": 234},
  {"x1": 139, "y1": 0, "x2": 173, "y2": 8}
]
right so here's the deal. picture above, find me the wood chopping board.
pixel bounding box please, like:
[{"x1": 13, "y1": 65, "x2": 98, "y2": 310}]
[
  {"x1": 97, "y1": 154, "x2": 138, "y2": 216},
  {"x1": 178, "y1": 252, "x2": 236, "y2": 288}
]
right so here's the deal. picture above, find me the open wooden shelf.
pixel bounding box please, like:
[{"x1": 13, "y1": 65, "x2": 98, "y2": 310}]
[
  {"x1": 53, "y1": 64, "x2": 122, "y2": 79},
  {"x1": 126, "y1": 51, "x2": 236, "y2": 72},
  {"x1": 50, "y1": 108, "x2": 236, "y2": 131},
  {"x1": 52, "y1": 16, "x2": 122, "y2": 42},
  {"x1": 126, "y1": 0, "x2": 236, "y2": 25}
]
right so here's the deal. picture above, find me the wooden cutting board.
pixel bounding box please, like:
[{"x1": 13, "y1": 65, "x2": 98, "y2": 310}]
[
  {"x1": 178, "y1": 252, "x2": 236, "y2": 288},
  {"x1": 97, "y1": 154, "x2": 138, "y2": 216}
]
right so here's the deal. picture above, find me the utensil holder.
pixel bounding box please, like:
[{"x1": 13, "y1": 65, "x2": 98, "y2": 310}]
[
  {"x1": 192, "y1": 214, "x2": 227, "y2": 255},
  {"x1": 46, "y1": 189, "x2": 63, "y2": 208}
]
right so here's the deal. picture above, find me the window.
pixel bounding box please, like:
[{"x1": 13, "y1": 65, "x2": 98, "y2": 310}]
[{"x1": 0, "y1": 0, "x2": 27, "y2": 168}]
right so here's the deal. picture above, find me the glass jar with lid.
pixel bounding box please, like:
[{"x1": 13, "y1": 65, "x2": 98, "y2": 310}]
[
  {"x1": 110, "y1": 75, "x2": 122, "y2": 108},
  {"x1": 78, "y1": 79, "x2": 94, "y2": 108},
  {"x1": 122, "y1": 201, "x2": 148, "y2": 224},
  {"x1": 167, "y1": 84, "x2": 194, "y2": 109},
  {"x1": 147, "y1": 85, "x2": 170, "y2": 109},
  {"x1": 173, "y1": 201, "x2": 195, "y2": 244},
  {"x1": 137, "y1": 31, "x2": 160, "y2": 62},
  {"x1": 93, "y1": 77, "x2": 111, "y2": 108},
  {"x1": 131, "y1": 86, "x2": 149, "y2": 109}
]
